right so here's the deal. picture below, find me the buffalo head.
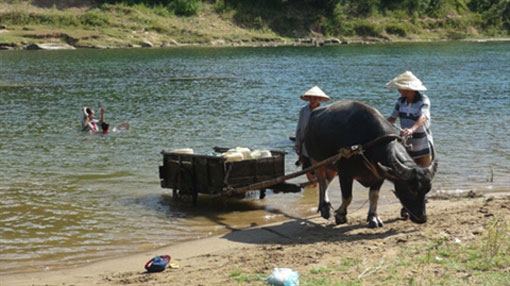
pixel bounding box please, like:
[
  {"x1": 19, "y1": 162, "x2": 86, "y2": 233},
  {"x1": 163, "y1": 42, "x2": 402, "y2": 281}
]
[{"x1": 378, "y1": 142, "x2": 438, "y2": 223}]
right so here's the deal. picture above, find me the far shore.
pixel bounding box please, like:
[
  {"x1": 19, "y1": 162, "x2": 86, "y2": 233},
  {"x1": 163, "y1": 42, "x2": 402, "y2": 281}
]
[
  {"x1": 1, "y1": 0, "x2": 508, "y2": 54},
  {"x1": 1, "y1": 36, "x2": 509, "y2": 51}
]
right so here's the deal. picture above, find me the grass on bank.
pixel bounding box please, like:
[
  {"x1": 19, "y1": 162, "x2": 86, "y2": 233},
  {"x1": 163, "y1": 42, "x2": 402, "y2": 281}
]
[
  {"x1": 212, "y1": 0, "x2": 509, "y2": 40},
  {"x1": 227, "y1": 216, "x2": 510, "y2": 285},
  {"x1": 0, "y1": 1, "x2": 283, "y2": 48},
  {"x1": 0, "y1": 0, "x2": 508, "y2": 48}
]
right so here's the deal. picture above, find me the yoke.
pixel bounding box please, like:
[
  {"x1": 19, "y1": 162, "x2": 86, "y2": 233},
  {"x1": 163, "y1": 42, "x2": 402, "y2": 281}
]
[{"x1": 219, "y1": 134, "x2": 402, "y2": 197}]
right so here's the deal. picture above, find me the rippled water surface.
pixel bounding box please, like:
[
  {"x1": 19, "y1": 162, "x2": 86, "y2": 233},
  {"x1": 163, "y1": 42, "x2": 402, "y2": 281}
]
[{"x1": 1, "y1": 42, "x2": 509, "y2": 273}]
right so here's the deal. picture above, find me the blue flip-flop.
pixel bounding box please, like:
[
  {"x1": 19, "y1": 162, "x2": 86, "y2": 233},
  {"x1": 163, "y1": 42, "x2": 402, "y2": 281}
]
[{"x1": 145, "y1": 255, "x2": 171, "y2": 273}]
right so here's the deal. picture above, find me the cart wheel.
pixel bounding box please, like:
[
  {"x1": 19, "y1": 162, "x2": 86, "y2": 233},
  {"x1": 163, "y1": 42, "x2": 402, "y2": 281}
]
[
  {"x1": 172, "y1": 189, "x2": 180, "y2": 201},
  {"x1": 259, "y1": 189, "x2": 266, "y2": 199},
  {"x1": 192, "y1": 193, "x2": 198, "y2": 206}
]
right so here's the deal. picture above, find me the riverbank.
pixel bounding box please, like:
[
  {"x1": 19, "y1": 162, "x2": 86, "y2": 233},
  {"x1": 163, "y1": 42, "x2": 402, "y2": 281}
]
[
  {"x1": 3, "y1": 191, "x2": 509, "y2": 286},
  {"x1": 0, "y1": 1, "x2": 509, "y2": 50}
]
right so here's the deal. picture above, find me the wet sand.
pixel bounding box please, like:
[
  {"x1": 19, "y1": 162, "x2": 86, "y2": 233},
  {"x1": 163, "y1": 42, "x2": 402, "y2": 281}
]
[{"x1": 3, "y1": 189, "x2": 509, "y2": 286}]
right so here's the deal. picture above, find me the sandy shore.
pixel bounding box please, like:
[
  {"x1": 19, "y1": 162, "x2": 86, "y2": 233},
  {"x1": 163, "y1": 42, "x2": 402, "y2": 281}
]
[{"x1": 2, "y1": 191, "x2": 509, "y2": 286}]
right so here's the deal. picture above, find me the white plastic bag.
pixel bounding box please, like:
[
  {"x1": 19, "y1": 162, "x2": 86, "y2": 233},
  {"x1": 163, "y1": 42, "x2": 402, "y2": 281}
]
[{"x1": 265, "y1": 268, "x2": 299, "y2": 286}]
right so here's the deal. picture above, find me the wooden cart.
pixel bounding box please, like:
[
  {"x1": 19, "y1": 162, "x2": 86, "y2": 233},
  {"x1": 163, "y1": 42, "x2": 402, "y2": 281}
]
[
  {"x1": 159, "y1": 135, "x2": 403, "y2": 206},
  {"x1": 159, "y1": 147, "x2": 302, "y2": 205}
]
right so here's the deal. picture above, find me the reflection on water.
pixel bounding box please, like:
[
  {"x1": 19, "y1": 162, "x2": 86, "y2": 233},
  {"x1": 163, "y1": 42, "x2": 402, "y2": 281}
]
[{"x1": 0, "y1": 42, "x2": 509, "y2": 274}]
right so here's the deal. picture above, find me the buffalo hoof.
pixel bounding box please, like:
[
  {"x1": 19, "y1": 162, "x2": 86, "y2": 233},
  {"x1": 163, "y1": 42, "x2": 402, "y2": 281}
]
[
  {"x1": 400, "y1": 208, "x2": 409, "y2": 220},
  {"x1": 335, "y1": 213, "x2": 347, "y2": 225},
  {"x1": 319, "y1": 202, "x2": 332, "y2": 220},
  {"x1": 367, "y1": 215, "x2": 384, "y2": 228}
]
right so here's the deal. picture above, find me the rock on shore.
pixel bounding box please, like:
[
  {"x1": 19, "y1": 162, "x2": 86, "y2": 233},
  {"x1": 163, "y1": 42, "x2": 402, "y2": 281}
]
[{"x1": 26, "y1": 43, "x2": 76, "y2": 50}]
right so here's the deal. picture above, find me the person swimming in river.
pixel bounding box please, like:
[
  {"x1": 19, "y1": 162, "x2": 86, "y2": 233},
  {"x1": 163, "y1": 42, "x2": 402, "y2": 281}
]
[{"x1": 81, "y1": 106, "x2": 109, "y2": 134}]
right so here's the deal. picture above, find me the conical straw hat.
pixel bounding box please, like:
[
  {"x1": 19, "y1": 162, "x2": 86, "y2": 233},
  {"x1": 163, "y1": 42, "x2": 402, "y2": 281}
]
[
  {"x1": 386, "y1": 71, "x2": 427, "y2": 91},
  {"x1": 300, "y1": 86, "x2": 331, "y2": 102}
]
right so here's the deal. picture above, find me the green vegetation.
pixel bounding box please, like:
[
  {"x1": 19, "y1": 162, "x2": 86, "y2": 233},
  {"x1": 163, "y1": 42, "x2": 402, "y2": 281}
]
[
  {"x1": 0, "y1": 0, "x2": 508, "y2": 48},
  {"x1": 308, "y1": 217, "x2": 510, "y2": 285},
  {"x1": 224, "y1": 216, "x2": 510, "y2": 285},
  {"x1": 229, "y1": 268, "x2": 265, "y2": 283},
  {"x1": 209, "y1": 0, "x2": 509, "y2": 39}
]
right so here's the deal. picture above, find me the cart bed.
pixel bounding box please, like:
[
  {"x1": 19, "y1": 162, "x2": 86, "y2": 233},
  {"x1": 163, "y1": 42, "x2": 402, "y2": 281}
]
[{"x1": 159, "y1": 147, "x2": 294, "y2": 202}]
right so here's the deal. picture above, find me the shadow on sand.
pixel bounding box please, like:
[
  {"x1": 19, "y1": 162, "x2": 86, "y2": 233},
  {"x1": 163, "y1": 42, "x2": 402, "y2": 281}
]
[
  {"x1": 155, "y1": 192, "x2": 413, "y2": 245},
  {"x1": 220, "y1": 208, "x2": 415, "y2": 245}
]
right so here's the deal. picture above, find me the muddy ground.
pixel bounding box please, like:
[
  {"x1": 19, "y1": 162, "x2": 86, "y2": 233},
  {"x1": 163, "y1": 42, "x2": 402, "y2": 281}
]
[{"x1": 98, "y1": 193, "x2": 509, "y2": 286}]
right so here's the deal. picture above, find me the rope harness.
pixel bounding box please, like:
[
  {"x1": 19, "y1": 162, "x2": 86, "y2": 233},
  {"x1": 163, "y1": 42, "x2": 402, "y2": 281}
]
[
  {"x1": 351, "y1": 134, "x2": 403, "y2": 181},
  {"x1": 219, "y1": 134, "x2": 403, "y2": 197}
]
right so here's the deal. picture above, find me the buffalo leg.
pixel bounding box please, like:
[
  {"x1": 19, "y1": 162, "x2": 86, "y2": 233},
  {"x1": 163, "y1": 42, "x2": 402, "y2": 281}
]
[
  {"x1": 367, "y1": 181, "x2": 384, "y2": 228},
  {"x1": 335, "y1": 174, "x2": 353, "y2": 225},
  {"x1": 315, "y1": 165, "x2": 332, "y2": 219}
]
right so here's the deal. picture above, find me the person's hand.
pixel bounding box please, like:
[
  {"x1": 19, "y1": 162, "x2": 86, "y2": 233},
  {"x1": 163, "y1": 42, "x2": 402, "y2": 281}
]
[
  {"x1": 100, "y1": 107, "x2": 105, "y2": 115},
  {"x1": 400, "y1": 128, "x2": 413, "y2": 137}
]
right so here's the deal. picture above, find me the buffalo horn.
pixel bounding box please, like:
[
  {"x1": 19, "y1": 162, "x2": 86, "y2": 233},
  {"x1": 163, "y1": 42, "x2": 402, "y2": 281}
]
[
  {"x1": 376, "y1": 162, "x2": 398, "y2": 181},
  {"x1": 427, "y1": 142, "x2": 438, "y2": 177},
  {"x1": 390, "y1": 152, "x2": 413, "y2": 179}
]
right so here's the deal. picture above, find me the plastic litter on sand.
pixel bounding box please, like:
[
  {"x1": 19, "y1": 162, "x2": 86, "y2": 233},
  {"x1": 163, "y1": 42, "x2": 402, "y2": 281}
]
[
  {"x1": 169, "y1": 261, "x2": 180, "y2": 269},
  {"x1": 266, "y1": 268, "x2": 299, "y2": 286}
]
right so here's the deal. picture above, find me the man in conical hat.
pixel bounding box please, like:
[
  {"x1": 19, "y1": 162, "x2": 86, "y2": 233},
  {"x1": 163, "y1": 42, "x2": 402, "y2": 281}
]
[
  {"x1": 295, "y1": 86, "x2": 330, "y2": 182},
  {"x1": 386, "y1": 71, "x2": 434, "y2": 167}
]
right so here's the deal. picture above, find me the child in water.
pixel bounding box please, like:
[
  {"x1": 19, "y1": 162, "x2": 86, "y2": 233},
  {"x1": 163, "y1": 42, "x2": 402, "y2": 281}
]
[{"x1": 81, "y1": 106, "x2": 109, "y2": 134}]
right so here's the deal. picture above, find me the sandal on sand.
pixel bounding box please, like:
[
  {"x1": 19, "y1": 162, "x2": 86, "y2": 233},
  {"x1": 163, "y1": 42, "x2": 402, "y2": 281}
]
[{"x1": 145, "y1": 255, "x2": 171, "y2": 273}]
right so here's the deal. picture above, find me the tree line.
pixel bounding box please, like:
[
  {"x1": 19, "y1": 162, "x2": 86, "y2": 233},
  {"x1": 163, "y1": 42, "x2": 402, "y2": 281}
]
[
  {"x1": 97, "y1": 0, "x2": 509, "y2": 36},
  {"x1": 96, "y1": 0, "x2": 508, "y2": 17}
]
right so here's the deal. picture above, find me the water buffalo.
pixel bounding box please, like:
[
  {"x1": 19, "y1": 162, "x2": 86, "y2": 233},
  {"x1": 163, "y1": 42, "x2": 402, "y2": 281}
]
[{"x1": 304, "y1": 100, "x2": 437, "y2": 227}]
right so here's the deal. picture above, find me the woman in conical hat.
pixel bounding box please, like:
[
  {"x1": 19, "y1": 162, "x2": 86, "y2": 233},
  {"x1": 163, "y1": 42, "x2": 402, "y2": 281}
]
[
  {"x1": 386, "y1": 71, "x2": 434, "y2": 168},
  {"x1": 295, "y1": 86, "x2": 331, "y2": 182}
]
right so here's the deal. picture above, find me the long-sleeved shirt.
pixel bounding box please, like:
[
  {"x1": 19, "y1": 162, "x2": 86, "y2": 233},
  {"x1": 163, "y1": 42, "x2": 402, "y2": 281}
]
[{"x1": 295, "y1": 104, "x2": 313, "y2": 157}]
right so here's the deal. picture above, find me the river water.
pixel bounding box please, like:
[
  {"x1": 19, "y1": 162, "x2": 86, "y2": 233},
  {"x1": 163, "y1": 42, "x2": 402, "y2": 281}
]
[{"x1": 0, "y1": 42, "x2": 509, "y2": 274}]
